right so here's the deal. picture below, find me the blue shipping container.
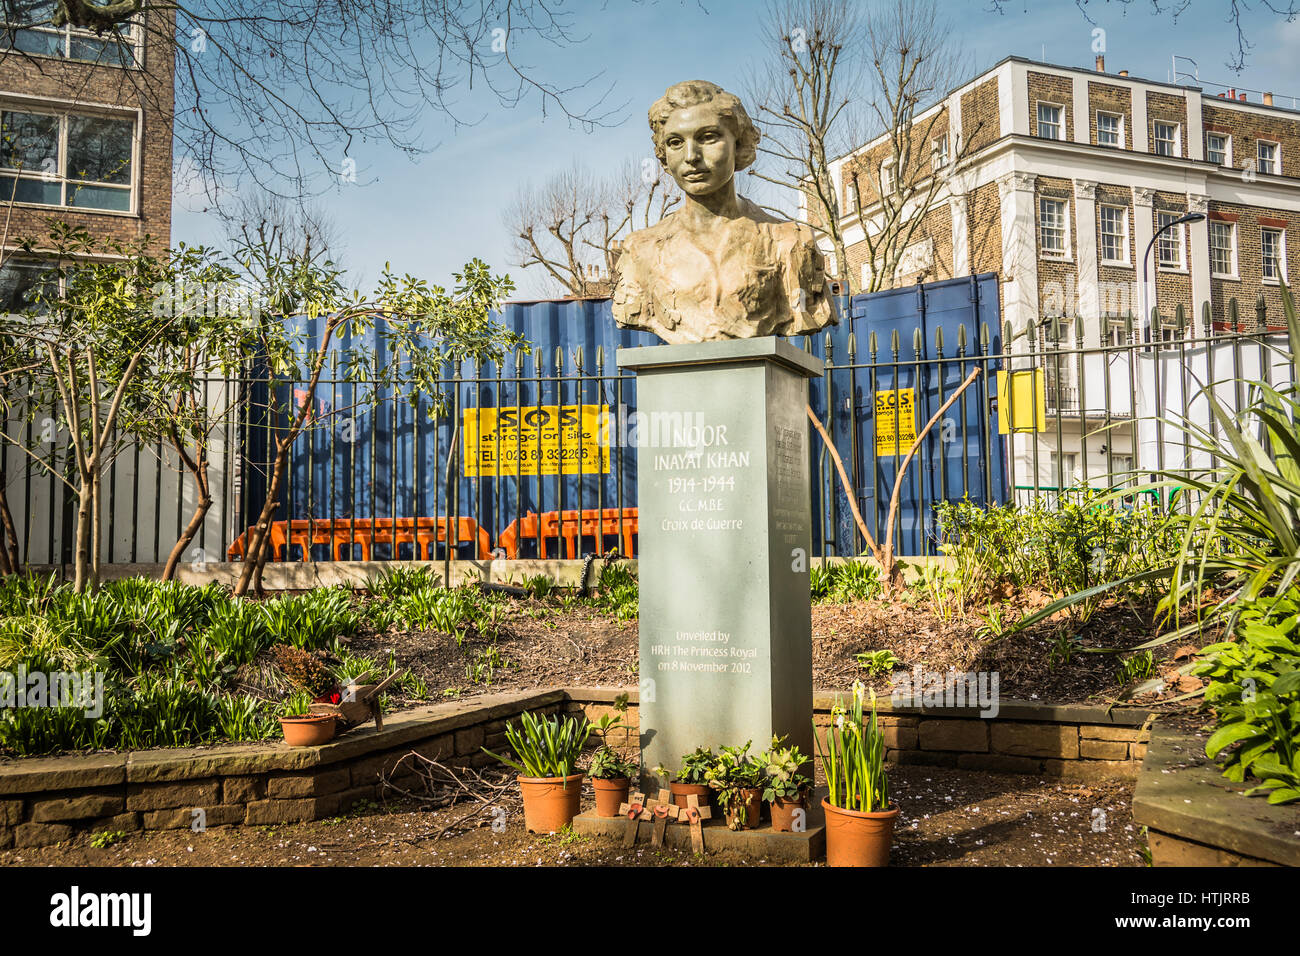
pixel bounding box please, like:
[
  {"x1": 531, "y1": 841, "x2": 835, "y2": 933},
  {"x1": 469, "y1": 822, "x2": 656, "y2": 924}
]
[{"x1": 245, "y1": 275, "x2": 1006, "y2": 560}]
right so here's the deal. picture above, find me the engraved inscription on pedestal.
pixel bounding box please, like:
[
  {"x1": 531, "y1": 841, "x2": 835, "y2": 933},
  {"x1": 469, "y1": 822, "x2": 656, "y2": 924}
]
[{"x1": 619, "y1": 339, "x2": 819, "y2": 790}]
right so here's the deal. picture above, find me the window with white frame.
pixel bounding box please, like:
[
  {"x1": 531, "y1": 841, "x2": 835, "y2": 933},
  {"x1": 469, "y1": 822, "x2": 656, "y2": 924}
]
[
  {"x1": 846, "y1": 181, "x2": 859, "y2": 212},
  {"x1": 931, "y1": 133, "x2": 949, "y2": 171},
  {"x1": 1153, "y1": 121, "x2": 1179, "y2": 157},
  {"x1": 1097, "y1": 112, "x2": 1123, "y2": 148},
  {"x1": 880, "y1": 159, "x2": 896, "y2": 194},
  {"x1": 1257, "y1": 140, "x2": 1279, "y2": 175},
  {"x1": 1099, "y1": 204, "x2": 1129, "y2": 263},
  {"x1": 1039, "y1": 197, "x2": 1068, "y2": 257},
  {"x1": 1206, "y1": 132, "x2": 1230, "y2": 166},
  {"x1": 0, "y1": 2, "x2": 140, "y2": 67},
  {"x1": 1157, "y1": 320, "x2": 1182, "y2": 343},
  {"x1": 1209, "y1": 220, "x2": 1237, "y2": 277},
  {"x1": 1037, "y1": 102, "x2": 1063, "y2": 140},
  {"x1": 1107, "y1": 317, "x2": 1137, "y2": 347},
  {"x1": 0, "y1": 107, "x2": 135, "y2": 212},
  {"x1": 1156, "y1": 210, "x2": 1185, "y2": 268},
  {"x1": 1262, "y1": 227, "x2": 1287, "y2": 282}
]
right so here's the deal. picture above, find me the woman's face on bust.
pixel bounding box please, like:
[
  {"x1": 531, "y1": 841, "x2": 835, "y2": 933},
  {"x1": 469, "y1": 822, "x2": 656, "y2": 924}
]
[{"x1": 660, "y1": 104, "x2": 737, "y2": 197}]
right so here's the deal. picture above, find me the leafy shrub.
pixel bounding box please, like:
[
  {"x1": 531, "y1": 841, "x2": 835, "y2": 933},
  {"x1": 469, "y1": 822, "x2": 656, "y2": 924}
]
[
  {"x1": 1196, "y1": 589, "x2": 1300, "y2": 803},
  {"x1": 592, "y1": 563, "x2": 637, "y2": 620},
  {"x1": 203, "y1": 600, "x2": 273, "y2": 666},
  {"x1": 214, "y1": 696, "x2": 277, "y2": 742},
  {"x1": 278, "y1": 689, "x2": 313, "y2": 719},
  {"x1": 0, "y1": 704, "x2": 109, "y2": 755},
  {"x1": 856, "y1": 649, "x2": 900, "y2": 676},
  {"x1": 0, "y1": 578, "x2": 363, "y2": 756},
  {"x1": 0, "y1": 615, "x2": 90, "y2": 672},
  {"x1": 1022, "y1": 284, "x2": 1300, "y2": 803},
  {"x1": 483, "y1": 710, "x2": 590, "y2": 778},
  {"x1": 367, "y1": 565, "x2": 442, "y2": 600},
  {"x1": 936, "y1": 492, "x2": 1179, "y2": 623},
  {"x1": 466, "y1": 645, "x2": 512, "y2": 685},
  {"x1": 521, "y1": 574, "x2": 555, "y2": 600},
  {"x1": 811, "y1": 560, "x2": 882, "y2": 604},
  {"x1": 588, "y1": 745, "x2": 636, "y2": 780},
  {"x1": 112, "y1": 675, "x2": 221, "y2": 750},
  {"x1": 0, "y1": 572, "x2": 62, "y2": 617},
  {"x1": 656, "y1": 746, "x2": 715, "y2": 785},
  {"x1": 259, "y1": 587, "x2": 357, "y2": 650},
  {"x1": 909, "y1": 561, "x2": 963, "y2": 619},
  {"x1": 1114, "y1": 650, "x2": 1156, "y2": 686}
]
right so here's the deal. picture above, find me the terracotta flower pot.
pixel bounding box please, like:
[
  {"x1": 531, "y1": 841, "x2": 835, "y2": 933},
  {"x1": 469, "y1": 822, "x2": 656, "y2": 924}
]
[
  {"x1": 821, "y1": 798, "x2": 899, "y2": 867},
  {"x1": 280, "y1": 714, "x2": 337, "y2": 747},
  {"x1": 770, "y1": 793, "x2": 808, "y2": 832},
  {"x1": 724, "y1": 787, "x2": 763, "y2": 830},
  {"x1": 592, "y1": 776, "x2": 631, "y2": 818},
  {"x1": 518, "y1": 773, "x2": 585, "y2": 833},
  {"x1": 669, "y1": 782, "x2": 712, "y2": 812}
]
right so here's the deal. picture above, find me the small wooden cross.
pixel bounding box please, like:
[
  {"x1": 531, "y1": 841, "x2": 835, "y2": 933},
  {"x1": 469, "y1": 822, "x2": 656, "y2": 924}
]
[
  {"x1": 680, "y1": 793, "x2": 713, "y2": 855},
  {"x1": 644, "y1": 789, "x2": 680, "y2": 847},
  {"x1": 618, "y1": 791, "x2": 651, "y2": 847}
]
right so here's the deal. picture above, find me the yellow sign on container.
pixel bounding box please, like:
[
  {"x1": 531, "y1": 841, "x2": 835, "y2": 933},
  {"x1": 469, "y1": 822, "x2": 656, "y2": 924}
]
[
  {"x1": 464, "y1": 404, "x2": 610, "y2": 476},
  {"x1": 996, "y1": 370, "x2": 1047, "y2": 433},
  {"x1": 874, "y1": 388, "x2": 917, "y2": 457}
]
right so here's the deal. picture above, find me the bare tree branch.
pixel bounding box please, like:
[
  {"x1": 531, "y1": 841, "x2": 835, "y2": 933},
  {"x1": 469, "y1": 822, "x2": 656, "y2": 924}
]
[{"x1": 504, "y1": 158, "x2": 680, "y2": 297}]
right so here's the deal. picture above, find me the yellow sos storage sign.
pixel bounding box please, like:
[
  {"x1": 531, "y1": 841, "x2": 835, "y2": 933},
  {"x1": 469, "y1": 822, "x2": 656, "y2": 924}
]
[
  {"x1": 463, "y1": 404, "x2": 610, "y2": 476},
  {"x1": 874, "y1": 388, "x2": 917, "y2": 457}
]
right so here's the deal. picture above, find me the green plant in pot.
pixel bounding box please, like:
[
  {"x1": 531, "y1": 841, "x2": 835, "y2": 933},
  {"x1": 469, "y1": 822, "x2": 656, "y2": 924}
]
[
  {"x1": 705, "y1": 741, "x2": 765, "y2": 831},
  {"x1": 483, "y1": 710, "x2": 591, "y2": 833},
  {"x1": 761, "y1": 735, "x2": 813, "y2": 832},
  {"x1": 814, "y1": 681, "x2": 897, "y2": 866},
  {"x1": 588, "y1": 711, "x2": 638, "y2": 818},
  {"x1": 656, "y1": 746, "x2": 716, "y2": 811}
]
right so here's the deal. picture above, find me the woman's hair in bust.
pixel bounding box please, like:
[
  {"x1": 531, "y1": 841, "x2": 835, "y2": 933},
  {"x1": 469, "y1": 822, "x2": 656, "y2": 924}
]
[{"x1": 648, "y1": 80, "x2": 760, "y2": 171}]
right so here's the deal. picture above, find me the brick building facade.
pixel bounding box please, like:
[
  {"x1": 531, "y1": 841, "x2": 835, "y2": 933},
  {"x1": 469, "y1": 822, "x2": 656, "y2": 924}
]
[
  {"x1": 820, "y1": 56, "x2": 1300, "y2": 492},
  {"x1": 0, "y1": 5, "x2": 175, "y2": 308}
]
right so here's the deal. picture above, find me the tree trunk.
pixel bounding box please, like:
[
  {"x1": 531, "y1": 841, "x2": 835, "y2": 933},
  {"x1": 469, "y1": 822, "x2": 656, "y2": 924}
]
[
  {"x1": 234, "y1": 315, "x2": 342, "y2": 597},
  {"x1": 0, "y1": 479, "x2": 17, "y2": 575},
  {"x1": 91, "y1": 459, "x2": 101, "y2": 590},
  {"x1": 162, "y1": 493, "x2": 212, "y2": 581},
  {"x1": 233, "y1": 435, "x2": 290, "y2": 597},
  {"x1": 73, "y1": 486, "x2": 92, "y2": 594},
  {"x1": 162, "y1": 424, "x2": 213, "y2": 582}
]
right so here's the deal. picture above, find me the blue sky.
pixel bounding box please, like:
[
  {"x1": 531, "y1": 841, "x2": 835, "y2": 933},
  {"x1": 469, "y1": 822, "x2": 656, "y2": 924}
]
[{"x1": 170, "y1": 0, "x2": 1300, "y2": 298}]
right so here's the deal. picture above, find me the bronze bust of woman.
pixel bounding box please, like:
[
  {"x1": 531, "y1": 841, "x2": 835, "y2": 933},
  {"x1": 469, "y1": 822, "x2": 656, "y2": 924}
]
[{"x1": 612, "y1": 80, "x2": 836, "y2": 344}]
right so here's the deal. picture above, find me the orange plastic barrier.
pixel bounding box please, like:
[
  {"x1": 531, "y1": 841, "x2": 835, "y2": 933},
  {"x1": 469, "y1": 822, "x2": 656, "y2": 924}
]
[
  {"x1": 496, "y1": 508, "x2": 638, "y2": 560},
  {"x1": 227, "y1": 518, "x2": 492, "y2": 562},
  {"x1": 226, "y1": 523, "x2": 289, "y2": 562}
]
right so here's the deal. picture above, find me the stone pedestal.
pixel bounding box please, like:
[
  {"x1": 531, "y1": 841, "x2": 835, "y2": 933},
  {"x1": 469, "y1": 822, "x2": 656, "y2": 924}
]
[{"x1": 617, "y1": 338, "x2": 820, "y2": 790}]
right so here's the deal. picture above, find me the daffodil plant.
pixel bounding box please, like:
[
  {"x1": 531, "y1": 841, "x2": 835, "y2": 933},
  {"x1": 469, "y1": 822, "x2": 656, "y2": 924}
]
[{"x1": 814, "y1": 681, "x2": 891, "y2": 812}]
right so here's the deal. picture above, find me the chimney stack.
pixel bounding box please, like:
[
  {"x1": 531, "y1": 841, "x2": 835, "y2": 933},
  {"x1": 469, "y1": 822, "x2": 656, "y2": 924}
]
[
  {"x1": 1118, "y1": 70, "x2": 1129, "y2": 76},
  {"x1": 1095, "y1": 54, "x2": 1105, "y2": 72},
  {"x1": 1264, "y1": 91, "x2": 1274, "y2": 105},
  {"x1": 1228, "y1": 88, "x2": 1236, "y2": 99},
  {"x1": 1239, "y1": 92, "x2": 1247, "y2": 101}
]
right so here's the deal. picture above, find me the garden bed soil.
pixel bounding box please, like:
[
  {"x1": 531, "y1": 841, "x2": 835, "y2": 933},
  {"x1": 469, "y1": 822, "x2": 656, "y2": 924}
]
[
  {"x1": 350, "y1": 591, "x2": 1196, "y2": 711},
  {"x1": 0, "y1": 765, "x2": 1142, "y2": 867}
]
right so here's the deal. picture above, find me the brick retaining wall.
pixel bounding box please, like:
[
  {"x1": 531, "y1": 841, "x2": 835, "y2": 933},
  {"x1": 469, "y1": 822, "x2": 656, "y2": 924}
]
[
  {"x1": 0, "y1": 687, "x2": 1154, "y2": 847},
  {"x1": 0, "y1": 689, "x2": 568, "y2": 848},
  {"x1": 566, "y1": 689, "x2": 1153, "y2": 781}
]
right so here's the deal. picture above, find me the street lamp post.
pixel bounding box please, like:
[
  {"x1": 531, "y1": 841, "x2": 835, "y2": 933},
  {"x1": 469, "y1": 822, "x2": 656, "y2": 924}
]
[{"x1": 1140, "y1": 211, "x2": 1206, "y2": 341}]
